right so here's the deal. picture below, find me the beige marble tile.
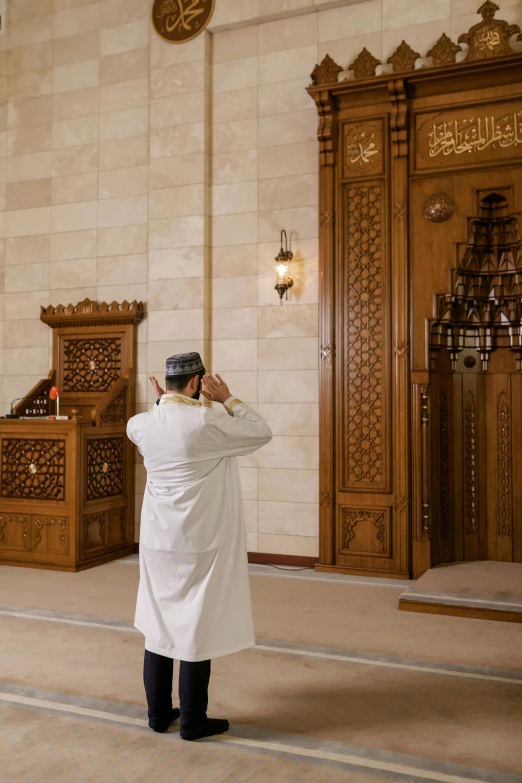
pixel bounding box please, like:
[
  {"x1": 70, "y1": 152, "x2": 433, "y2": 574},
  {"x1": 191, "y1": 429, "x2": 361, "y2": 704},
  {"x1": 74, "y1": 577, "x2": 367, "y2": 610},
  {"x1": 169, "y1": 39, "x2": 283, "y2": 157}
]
[
  {"x1": 151, "y1": 61, "x2": 206, "y2": 100},
  {"x1": 212, "y1": 150, "x2": 257, "y2": 185},
  {"x1": 150, "y1": 92, "x2": 206, "y2": 129},
  {"x1": 10, "y1": 0, "x2": 53, "y2": 24},
  {"x1": 97, "y1": 282, "x2": 147, "y2": 305},
  {"x1": 100, "y1": 20, "x2": 149, "y2": 57},
  {"x1": 243, "y1": 499, "x2": 258, "y2": 533},
  {"x1": 213, "y1": 87, "x2": 258, "y2": 125},
  {"x1": 212, "y1": 339, "x2": 257, "y2": 371},
  {"x1": 100, "y1": 48, "x2": 149, "y2": 86},
  {"x1": 258, "y1": 77, "x2": 313, "y2": 117},
  {"x1": 148, "y1": 278, "x2": 204, "y2": 311},
  {"x1": 50, "y1": 200, "x2": 97, "y2": 233},
  {"x1": 53, "y1": 59, "x2": 99, "y2": 95},
  {"x1": 7, "y1": 96, "x2": 52, "y2": 130},
  {"x1": 213, "y1": 57, "x2": 257, "y2": 94},
  {"x1": 8, "y1": 70, "x2": 52, "y2": 104},
  {"x1": 99, "y1": 78, "x2": 148, "y2": 115},
  {"x1": 3, "y1": 347, "x2": 50, "y2": 376},
  {"x1": 257, "y1": 533, "x2": 318, "y2": 557},
  {"x1": 101, "y1": 0, "x2": 147, "y2": 27},
  {"x1": 318, "y1": 0, "x2": 382, "y2": 41},
  {"x1": 3, "y1": 318, "x2": 49, "y2": 348},
  {"x1": 8, "y1": 14, "x2": 54, "y2": 50},
  {"x1": 51, "y1": 172, "x2": 97, "y2": 205},
  {"x1": 50, "y1": 257, "x2": 97, "y2": 289},
  {"x1": 258, "y1": 205, "x2": 318, "y2": 243},
  {"x1": 145, "y1": 340, "x2": 206, "y2": 374},
  {"x1": 8, "y1": 43, "x2": 52, "y2": 76},
  {"x1": 382, "y1": 0, "x2": 449, "y2": 30},
  {"x1": 6, "y1": 179, "x2": 51, "y2": 212},
  {"x1": 51, "y1": 143, "x2": 98, "y2": 176},
  {"x1": 54, "y1": 4, "x2": 100, "y2": 38},
  {"x1": 258, "y1": 434, "x2": 318, "y2": 469},
  {"x1": 50, "y1": 229, "x2": 97, "y2": 261},
  {"x1": 208, "y1": 371, "x2": 256, "y2": 403},
  {"x1": 6, "y1": 235, "x2": 50, "y2": 266},
  {"x1": 212, "y1": 182, "x2": 257, "y2": 216},
  {"x1": 257, "y1": 0, "x2": 313, "y2": 14},
  {"x1": 211, "y1": 213, "x2": 258, "y2": 251},
  {"x1": 257, "y1": 402, "x2": 318, "y2": 436},
  {"x1": 258, "y1": 302, "x2": 318, "y2": 338},
  {"x1": 99, "y1": 107, "x2": 149, "y2": 142},
  {"x1": 48, "y1": 285, "x2": 97, "y2": 306},
  {"x1": 258, "y1": 141, "x2": 317, "y2": 180},
  {"x1": 211, "y1": 276, "x2": 258, "y2": 310},
  {"x1": 210, "y1": 0, "x2": 256, "y2": 29},
  {"x1": 149, "y1": 184, "x2": 205, "y2": 220},
  {"x1": 52, "y1": 116, "x2": 98, "y2": 150},
  {"x1": 210, "y1": 307, "x2": 257, "y2": 340},
  {"x1": 99, "y1": 136, "x2": 148, "y2": 171},
  {"x1": 213, "y1": 118, "x2": 257, "y2": 155},
  {"x1": 6, "y1": 152, "x2": 51, "y2": 182},
  {"x1": 150, "y1": 123, "x2": 205, "y2": 159},
  {"x1": 150, "y1": 31, "x2": 207, "y2": 70},
  {"x1": 97, "y1": 254, "x2": 147, "y2": 286},
  {"x1": 98, "y1": 224, "x2": 147, "y2": 257},
  {"x1": 148, "y1": 309, "x2": 205, "y2": 341},
  {"x1": 259, "y1": 109, "x2": 317, "y2": 148},
  {"x1": 149, "y1": 215, "x2": 205, "y2": 250},
  {"x1": 258, "y1": 173, "x2": 318, "y2": 212},
  {"x1": 4, "y1": 290, "x2": 51, "y2": 320},
  {"x1": 239, "y1": 468, "x2": 257, "y2": 501},
  {"x1": 258, "y1": 337, "x2": 318, "y2": 370},
  {"x1": 149, "y1": 247, "x2": 205, "y2": 280},
  {"x1": 451, "y1": 0, "x2": 519, "y2": 13},
  {"x1": 5, "y1": 260, "x2": 49, "y2": 291},
  {"x1": 98, "y1": 195, "x2": 147, "y2": 228},
  {"x1": 259, "y1": 45, "x2": 317, "y2": 85},
  {"x1": 6, "y1": 207, "x2": 51, "y2": 238},
  {"x1": 383, "y1": 20, "x2": 449, "y2": 62},
  {"x1": 246, "y1": 532, "x2": 258, "y2": 551},
  {"x1": 259, "y1": 12, "x2": 317, "y2": 55},
  {"x1": 212, "y1": 244, "x2": 257, "y2": 278},
  {"x1": 258, "y1": 500, "x2": 318, "y2": 536},
  {"x1": 52, "y1": 30, "x2": 100, "y2": 67},
  {"x1": 317, "y1": 31, "x2": 382, "y2": 67},
  {"x1": 149, "y1": 154, "x2": 206, "y2": 189},
  {"x1": 212, "y1": 26, "x2": 258, "y2": 64},
  {"x1": 98, "y1": 166, "x2": 148, "y2": 199},
  {"x1": 52, "y1": 87, "x2": 99, "y2": 122},
  {"x1": 7, "y1": 125, "x2": 51, "y2": 157},
  {"x1": 258, "y1": 369, "x2": 318, "y2": 402}
]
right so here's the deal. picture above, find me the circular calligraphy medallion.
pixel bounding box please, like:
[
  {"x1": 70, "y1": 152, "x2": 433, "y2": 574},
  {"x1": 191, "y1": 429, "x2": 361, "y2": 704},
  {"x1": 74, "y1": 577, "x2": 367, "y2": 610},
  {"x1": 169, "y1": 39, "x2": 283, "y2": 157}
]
[
  {"x1": 424, "y1": 193, "x2": 455, "y2": 223},
  {"x1": 152, "y1": 0, "x2": 215, "y2": 44}
]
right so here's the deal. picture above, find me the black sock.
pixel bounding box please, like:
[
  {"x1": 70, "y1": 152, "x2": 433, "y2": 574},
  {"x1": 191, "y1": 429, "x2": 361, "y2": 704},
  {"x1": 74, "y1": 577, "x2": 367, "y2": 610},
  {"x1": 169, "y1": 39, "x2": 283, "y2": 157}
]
[
  {"x1": 149, "y1": 707, "x2": 180, "y2": 733},
  {"x1": 180, "y1": 718, "x2": 230, "y2": 741}
]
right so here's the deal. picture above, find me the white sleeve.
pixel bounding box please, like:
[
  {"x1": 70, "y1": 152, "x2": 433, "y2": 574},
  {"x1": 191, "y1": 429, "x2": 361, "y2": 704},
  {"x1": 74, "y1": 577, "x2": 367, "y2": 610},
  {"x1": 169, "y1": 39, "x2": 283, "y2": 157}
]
[
  {"x1": 211, "y1": 397, "x2": 272, "y2": 457},
  {"x1": 126, "y1": 416, "x2": 139, "y2": 447}
]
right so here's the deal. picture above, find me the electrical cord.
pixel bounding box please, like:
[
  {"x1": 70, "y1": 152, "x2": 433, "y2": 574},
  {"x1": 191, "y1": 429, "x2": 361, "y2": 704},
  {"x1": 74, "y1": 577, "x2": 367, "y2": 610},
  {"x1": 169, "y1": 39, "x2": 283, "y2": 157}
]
[{"x1": 261, "y1": 564, "x2": 314, "y2": 572}]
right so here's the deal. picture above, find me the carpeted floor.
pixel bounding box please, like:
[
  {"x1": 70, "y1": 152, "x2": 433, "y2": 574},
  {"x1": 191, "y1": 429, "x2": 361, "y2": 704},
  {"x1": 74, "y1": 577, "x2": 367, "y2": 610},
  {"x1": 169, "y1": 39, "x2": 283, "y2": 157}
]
[{"x1": 1, "y1": 558, "x2": 521, "y2": 783}]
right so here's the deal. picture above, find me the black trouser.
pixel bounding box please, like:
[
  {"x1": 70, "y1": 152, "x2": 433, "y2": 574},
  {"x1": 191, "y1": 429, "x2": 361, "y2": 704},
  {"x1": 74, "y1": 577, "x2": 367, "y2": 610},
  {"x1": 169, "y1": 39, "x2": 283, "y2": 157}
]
[{"x1": 143, "y1": 649, "x2": 211, "y2": 733}]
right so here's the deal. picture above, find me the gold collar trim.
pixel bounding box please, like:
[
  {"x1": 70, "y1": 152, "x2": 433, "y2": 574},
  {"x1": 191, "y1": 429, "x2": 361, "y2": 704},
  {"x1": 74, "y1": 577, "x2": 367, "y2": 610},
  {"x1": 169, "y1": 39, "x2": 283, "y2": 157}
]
[{"x1": 159, "y1": 395, "x2": 202, "y2": 408}]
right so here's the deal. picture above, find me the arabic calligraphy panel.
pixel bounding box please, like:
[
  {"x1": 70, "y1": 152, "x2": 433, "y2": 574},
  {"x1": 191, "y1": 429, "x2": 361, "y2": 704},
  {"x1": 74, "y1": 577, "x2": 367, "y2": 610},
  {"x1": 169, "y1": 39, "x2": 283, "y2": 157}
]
[
  {"x1": 343, "y1": 119, "x2": 385, "y2": 179},
  {"x1": 415, "y1": 102, "x2": 522, "y2": 172},
  {"x1": 152, "y1": 0, "x2": 215, "y2": 44}
]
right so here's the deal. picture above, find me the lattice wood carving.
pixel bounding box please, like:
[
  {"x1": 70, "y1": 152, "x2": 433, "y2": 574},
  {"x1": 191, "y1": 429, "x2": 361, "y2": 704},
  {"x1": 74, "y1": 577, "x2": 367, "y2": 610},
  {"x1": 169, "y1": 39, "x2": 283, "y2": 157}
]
[
  {"x1": 342, "y1": 509, "x2": 386, "y2": 553},
  {"x1": 387, "y1": 41, "x2": 420, "y2": 73},
  {"x1": 464, "y1": 391, "x2": 477, "y2": 536},
  {"x1": 344, "y1": 185, "x2": 385, "y2": 488},
  {"x1": 459, "y1": 1, "x2": 521, "y2": 61},
  {"x1": 310, "y1": 54, "x2": 342, "y2": 86},
  {"x1": 349, "y1": 48, "x2": 381, "y2": 79},
  {"x1": 63, "y1": 338, "x2": 122, "y2": 392},
  {"x1": 1, "y1": 439, "x2": 66, "y2": 501},
  {"x1": 428, "y1": 33, "x2": 462, "y2": 66},
  {"x1": 439, "y1": 393, "x2": 449, "y2": 538},
  {"x1": 497, "y1": 391, "x2": 512, "y2": 536},
  {"x1": 86, "y1": 437, "x2": 124, "y2": 501},
  {"x1": 0, "y1": 513, "x2": 29, "y2": 549},
  {"x1": 33, "y1": 515, "x2": 68, "y2": 553},
  {"x1": 100, "y1": 386, "x2": 127, "y2": 425},
  {"x1": 41, "y1": 298, "x2": 144, "y2": 328}
]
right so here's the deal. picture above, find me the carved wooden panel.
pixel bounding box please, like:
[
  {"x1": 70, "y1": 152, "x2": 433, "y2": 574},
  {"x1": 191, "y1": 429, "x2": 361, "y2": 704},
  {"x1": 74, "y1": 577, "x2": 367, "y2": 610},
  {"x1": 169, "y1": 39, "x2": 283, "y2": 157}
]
[
  {"x1": 1, "y1": 439, "x2": 66, "y2": 501},
  {"x1": 464, "y1": 391, "x2": 477, "y2": 536},
  {"x1": 33, "y1": 515, "x2": 68, "y2": 554},
  {"x1": 340, "y1": 508, "x2": 391, "y2": 558},
  {"x1": 343, "y1": 120, "x2": 384, "y2": 179},
  {"x1": 497, "y1": 391, "x2": 512, "y2": 536},
  {"x1": 107, "y1": 507, "x2": 127, "y2": 546},
  {"x1": 415, "y1": 102, "x2": 522, "y2": 172},
  {"x1": 343, "y1": 184, "x2": 387, "y2": 490},
  {"x1": 0, "y1": 513, "x2": 30, "y2": 551},
  {"x1": 86, "y1": 437, "x2": 124, "y2": 501},
  {"x1": 63, "y1": 338, "x2": 122, "y2": 392},
  {"x1": 100, "y1": 387, "x2": 127, "y2": 425},
  {"x1": 84, "y1": 512, "x2": 105, "y2": 551},
  {"x1": 439, "y1": 392, "x2": 449, "y2": 538}
]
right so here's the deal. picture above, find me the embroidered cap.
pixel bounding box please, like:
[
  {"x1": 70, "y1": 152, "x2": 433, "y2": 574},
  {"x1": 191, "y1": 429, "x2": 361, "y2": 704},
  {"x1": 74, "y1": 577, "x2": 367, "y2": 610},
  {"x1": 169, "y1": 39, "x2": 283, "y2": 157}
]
[{"x1": 166, "y1": 352, "x2": 205, "y2": 377}]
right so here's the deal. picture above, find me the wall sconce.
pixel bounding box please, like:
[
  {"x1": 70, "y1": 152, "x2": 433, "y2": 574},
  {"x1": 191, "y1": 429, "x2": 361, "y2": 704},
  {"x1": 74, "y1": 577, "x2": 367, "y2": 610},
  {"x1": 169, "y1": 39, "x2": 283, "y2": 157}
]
[{"x1": 274, "y1": 230, "x2": 293, "y2": 305}]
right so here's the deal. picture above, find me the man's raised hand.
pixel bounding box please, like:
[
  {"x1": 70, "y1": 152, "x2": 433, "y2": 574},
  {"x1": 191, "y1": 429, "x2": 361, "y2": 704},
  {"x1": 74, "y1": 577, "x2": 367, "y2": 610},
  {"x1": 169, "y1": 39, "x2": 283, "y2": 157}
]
[
  {"x1": 150, "y1": 376, "x2": 165, "y2": 398},
  {"x1": 201, "y1": 374, "x2": 231, "y2": 404}
]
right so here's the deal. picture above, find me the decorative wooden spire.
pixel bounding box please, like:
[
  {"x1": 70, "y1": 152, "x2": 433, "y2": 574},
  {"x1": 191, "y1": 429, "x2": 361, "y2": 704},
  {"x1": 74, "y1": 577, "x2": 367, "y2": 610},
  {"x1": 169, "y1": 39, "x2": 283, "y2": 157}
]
[
  {"x1": 428, "y1": 33, "x2": 462, "y2": 66},
  {"x1": 349, "y1": 47, "x2": 381, "y2": 79},
  {"x1": 387, "y1": 41, "x2": 421, "y2": 73},
  {"x1": 458, "y1": 1, "x2": 522, "y2": 61},
  {"x1": 310, "y1": 54, "x2": 343, "y2": 86}
]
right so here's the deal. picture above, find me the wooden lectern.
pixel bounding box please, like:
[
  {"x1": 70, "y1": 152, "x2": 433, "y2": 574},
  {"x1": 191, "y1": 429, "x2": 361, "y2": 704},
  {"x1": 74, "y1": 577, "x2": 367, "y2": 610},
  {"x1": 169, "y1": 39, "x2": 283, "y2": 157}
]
[{"x1": 0, "y1": 299, "x2": 144, "y2": 571}]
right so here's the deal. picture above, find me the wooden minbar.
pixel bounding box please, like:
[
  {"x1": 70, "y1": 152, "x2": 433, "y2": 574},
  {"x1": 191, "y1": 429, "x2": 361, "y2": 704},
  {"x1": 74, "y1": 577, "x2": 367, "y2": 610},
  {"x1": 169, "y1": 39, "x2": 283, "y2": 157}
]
[{"x1": 0, "y1": 299, "x2": 144, "y2": 571}]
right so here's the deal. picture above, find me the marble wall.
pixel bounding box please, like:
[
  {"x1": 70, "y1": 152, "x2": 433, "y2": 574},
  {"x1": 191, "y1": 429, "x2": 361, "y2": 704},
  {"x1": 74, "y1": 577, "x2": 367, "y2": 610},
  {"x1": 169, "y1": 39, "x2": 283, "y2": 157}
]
[{"x1": 0, "y1": 0, "x2": 520, "y2": 556}]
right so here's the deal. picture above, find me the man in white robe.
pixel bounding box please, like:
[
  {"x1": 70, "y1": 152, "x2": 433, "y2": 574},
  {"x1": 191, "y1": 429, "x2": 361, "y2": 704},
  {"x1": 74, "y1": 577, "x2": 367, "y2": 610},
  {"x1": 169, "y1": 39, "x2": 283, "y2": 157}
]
[{"x1": 126, "y1": 352, "x2": 272, "y2": 741}]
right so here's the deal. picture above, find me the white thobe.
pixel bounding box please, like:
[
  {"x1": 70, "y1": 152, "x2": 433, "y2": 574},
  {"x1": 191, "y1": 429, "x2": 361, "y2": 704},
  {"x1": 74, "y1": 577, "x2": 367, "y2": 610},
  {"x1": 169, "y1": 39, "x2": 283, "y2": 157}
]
[{"x1": 126, "y1": 394, "x2": 272, "y2": 662}]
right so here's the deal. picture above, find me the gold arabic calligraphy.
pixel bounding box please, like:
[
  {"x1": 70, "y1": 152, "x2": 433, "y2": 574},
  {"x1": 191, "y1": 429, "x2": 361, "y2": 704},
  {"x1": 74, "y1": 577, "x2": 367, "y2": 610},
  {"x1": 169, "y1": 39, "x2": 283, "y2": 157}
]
[
  {"x1": 347, "y1": 133, "x2": 379, "y2": 165},
  {"x1": 428, "y1": 111, "x2": 522, "y2": 158},
  {"x1": 153, "y1": 0, "x2": 213, "y2": 43},
  {"x1": 477, "y1": 30, "x2": 500, "y2": 50}
]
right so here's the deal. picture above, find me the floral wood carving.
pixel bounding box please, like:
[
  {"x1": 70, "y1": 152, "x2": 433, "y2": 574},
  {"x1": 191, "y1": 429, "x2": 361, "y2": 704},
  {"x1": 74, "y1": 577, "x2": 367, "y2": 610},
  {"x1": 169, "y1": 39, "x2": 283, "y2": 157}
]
[
  {"x1": 497, "y1": 391, "x2": 512, "y2": 536},
  {"x1": 428, "y1": 33, "x2": 462, "y2": 67},
  {"x1": 439, "y1": 393, "x2": 449, "y2": 538},
  {"x1": 459, "y1": 1, "x2": 522, "y2": 61},
  {"x1": 0, "y1": 514, "x2": 29, "y2": 549},
  {"x1": 319, "y1": 491, "x2": 334, "y2": 508},
  {"x1": 349, "y1": 48, "x2": 381, "y2": 79},
  {"x1": 86, "y1": 437, "x2": 124, "y2": 501},
  {"x1": 464, "y1": 392, "x2": 477, "y2": 536},
  {"x1": 343, "y1": 510, "x2": 386, "y2": 553},
  {"x1": 108, "y1": 507, "x2": 127, "y2": 542},
  {"x1": 1, "y1": 439, "x2": 65, "y2": 501},
  {"x1": 84, "y1": 512, "x2": 105, "y2": 550},
  {"x1": 344, "y1": 185, "x2": 385, "y2": 487},
  {"x1": 387, "y1": 41, "x2": 420, "y2": 73},
  {"x1": 63, "y1": 338, "x2": 122, "y2": 393},
  {"x1": 310, "y1": 54, "x2": 342, "y2": 86},
  {"x1": 33, "y1": 515, "x2": 68, "y2": 552},
  {"x1": 41, "y1": 298, "x2": 144, "y2": 328},
  {"x1": 395, "y1": 496, "x2": 410, "y2": 513},
  {"x1": 100, "y1": 386, "x2": 127, "y2": 425}
]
